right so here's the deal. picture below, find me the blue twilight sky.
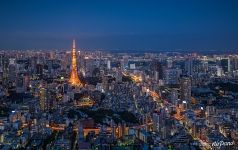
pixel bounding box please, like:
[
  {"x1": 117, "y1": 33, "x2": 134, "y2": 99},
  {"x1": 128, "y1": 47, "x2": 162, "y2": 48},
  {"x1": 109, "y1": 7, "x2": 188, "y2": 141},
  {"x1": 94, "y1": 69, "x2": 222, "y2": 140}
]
[{"x1": 0, "y1": 0, "x2": 238, "y2": 51}]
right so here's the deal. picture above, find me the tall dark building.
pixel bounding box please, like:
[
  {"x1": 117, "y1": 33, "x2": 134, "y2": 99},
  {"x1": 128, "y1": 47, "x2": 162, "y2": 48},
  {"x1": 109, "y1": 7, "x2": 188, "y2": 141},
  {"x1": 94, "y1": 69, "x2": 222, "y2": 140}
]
[
  {"x1": 36, "y1": 64, "x2": 43, "y2": 77},
  {"x1": 180, "y1": 76, "x2": 191, "y2": 108},
  {"x1": 221, "y1": 58, "x2": 230, "y2": 73},
  {"x1": 185, "y1": 57, "x2": 193, "y2": 76},
  {"x1": 152, "y1": 61, "x2": 163, "y2": 80}
]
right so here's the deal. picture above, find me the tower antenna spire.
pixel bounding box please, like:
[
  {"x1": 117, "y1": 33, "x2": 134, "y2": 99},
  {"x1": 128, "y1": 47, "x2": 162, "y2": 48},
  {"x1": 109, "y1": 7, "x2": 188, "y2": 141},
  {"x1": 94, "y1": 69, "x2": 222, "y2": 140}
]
[{"x1": 73, "y1": 39, "x2": 76, "y2": 49}]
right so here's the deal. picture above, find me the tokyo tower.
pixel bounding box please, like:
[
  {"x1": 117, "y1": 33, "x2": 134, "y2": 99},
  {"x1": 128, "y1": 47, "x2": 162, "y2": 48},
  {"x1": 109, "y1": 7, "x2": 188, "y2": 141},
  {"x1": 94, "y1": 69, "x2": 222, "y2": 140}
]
[{"x1": 69, "y1": 39, "x2": 82, "y2": 87}]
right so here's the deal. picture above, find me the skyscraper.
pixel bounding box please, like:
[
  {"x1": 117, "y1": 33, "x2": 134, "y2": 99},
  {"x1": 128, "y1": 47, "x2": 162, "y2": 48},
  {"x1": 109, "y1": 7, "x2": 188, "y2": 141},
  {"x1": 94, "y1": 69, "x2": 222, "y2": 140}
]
[
  {"x1": 152, "y1": 61, "x2": 163, "y2": 81},
  {"x1": 180, "y1": 76, "x2": 191, "y2": 108},
  {"x1": 39, "y1": 86, "x2": 47, "y2": 112},
  {"x1": 221, "y1": 58, "x2": 231, "y2": 73},
  {"x1": 69, "y1": 40, "x2": 82, "y2": 87},
  {"x1": 185, "y1": 57, "x2": 193, "y2": 76}
]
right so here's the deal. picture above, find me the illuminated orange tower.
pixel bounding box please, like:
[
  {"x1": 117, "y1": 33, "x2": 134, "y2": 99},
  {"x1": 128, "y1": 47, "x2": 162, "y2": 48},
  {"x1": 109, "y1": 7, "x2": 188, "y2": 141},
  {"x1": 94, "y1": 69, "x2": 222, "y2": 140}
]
[{"x1": 69, "y1": 39, "x2": 82, "y2": 87}]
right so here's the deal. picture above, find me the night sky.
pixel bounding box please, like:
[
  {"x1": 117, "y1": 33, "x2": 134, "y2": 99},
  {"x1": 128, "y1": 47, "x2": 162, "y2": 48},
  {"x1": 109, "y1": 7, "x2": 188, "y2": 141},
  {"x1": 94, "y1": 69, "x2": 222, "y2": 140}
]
[{"x1": 0, "y1": 0, "x2": 238, "y2": 51}]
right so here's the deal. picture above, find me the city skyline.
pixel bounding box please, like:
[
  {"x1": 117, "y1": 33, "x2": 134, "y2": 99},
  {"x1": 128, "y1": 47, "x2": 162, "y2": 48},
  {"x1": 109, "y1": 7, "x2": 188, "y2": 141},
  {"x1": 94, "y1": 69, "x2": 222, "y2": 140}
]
[
  {"x1": 0, "y1": 0, "x2": 238, "y2": 50},
  {"x1": 1, "y1": 48, "x2": 238, "y2": 149},
  {"x1": 1, "y1": 1, "x2": 238, "y2": 149}
]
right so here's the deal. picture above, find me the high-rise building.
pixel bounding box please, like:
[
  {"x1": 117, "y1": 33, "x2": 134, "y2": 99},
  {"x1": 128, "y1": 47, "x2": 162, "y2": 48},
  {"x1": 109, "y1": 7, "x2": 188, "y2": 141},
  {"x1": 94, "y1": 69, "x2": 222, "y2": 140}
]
[
  {"x1": 39, "y1": 87, "x2": 47, "y2": 112},
  {"x1": 69, "y1": 40, "x2": 83, "y2": 87},
  {"x1": 152, "y1": 61, "x2": 163, "y2": 81},
  {"x1": 232, "y1": 56, "x2": 238, "y2": 71},
  {"x1": 185, "y1": 57, "x2": 193, "y2": 76},
  {"x1": 23, "y1": 73, "x2": 30, "y2": 91},
  {"x1": 36, "y1": 64, "x2": 43, "y2": 78},
  {"x1": 83, "y1": 57, "x2": 96, "y2": 77},
  {"x1": 102, "y1": 75, "x2": 109, "y2": 92},
  {"x1": 16, "y1": 73, "x2": 24, "y2": 93},
  {"x1": 221, "y1": 58, "x2": 231, "y2": 73},
  {"x1": 107, "y1": 60, "x2": 111, "y2": 70},
  {"x1": 180, "y1": 76, "x2": 191, "y2": 108},
  {"x1": 171, "y1": 89, "x2": 178, "y2": 106},
  {"x1": 9, "y1": 58, "x2": 16, "y2": 84}
]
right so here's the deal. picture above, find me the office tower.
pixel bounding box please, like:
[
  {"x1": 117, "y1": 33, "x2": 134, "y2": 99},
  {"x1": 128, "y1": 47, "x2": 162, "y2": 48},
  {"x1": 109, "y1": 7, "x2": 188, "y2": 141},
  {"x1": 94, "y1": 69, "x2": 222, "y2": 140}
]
[
  {"x1": 23, "y1": 73, "x2": 30, "y2": 91},
  {"x1": 221, "y1": 58, "x2": 231, "y2": 73},
  {"x1": 83, "y1": 57, "x2": 96, "y2": 77},
  {"x1": 185, "y1": 57, "x2": 193, "y2": 76},
  {"x1": 107, "y1": 60, "x2": 111, "y2": 69},
  {"x1": 16, "y1": 73, "x2": 24, "y2": 93},
  {"x1": 180, "y1": 76, "x2": 191, "y2": 109},
  {"x1": 152, "y1": 61, "x2": 163, "y2": 81},
  {"x1": 171, "y1": 89, "x2": 178, "y2": 106},
  {"x1": 36, "y1": 64, "x2": 43, "y2": 78},
  {"x1": 39, "y1": 86, "x2": 47, "y2": 112},
  {"x1": 102, "y1": 75, "x2": 109, "y2": 92},
  {"x1": 232, "y1": 56, "x2": 238, "y2": 71},
  {"x1": 69, "y1": 40, "x2": 82, "y2": 87},
  {"x1": 8, "y1": 58, "x2": 16, "y2": 84}
]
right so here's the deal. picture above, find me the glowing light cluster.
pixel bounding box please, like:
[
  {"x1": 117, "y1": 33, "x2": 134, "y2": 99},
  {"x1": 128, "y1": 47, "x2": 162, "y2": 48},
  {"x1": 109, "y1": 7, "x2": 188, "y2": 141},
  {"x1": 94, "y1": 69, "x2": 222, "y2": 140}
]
[{"x1": 131, "y1": 75, "x2": 142, "y2": 82}]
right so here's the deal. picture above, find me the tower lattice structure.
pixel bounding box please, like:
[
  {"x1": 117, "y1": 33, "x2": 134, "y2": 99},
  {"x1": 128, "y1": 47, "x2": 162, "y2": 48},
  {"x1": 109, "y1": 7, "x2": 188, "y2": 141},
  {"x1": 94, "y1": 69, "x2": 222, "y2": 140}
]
[{"x1": 69, "y1": 40, "x2": 82, "y2": 87}]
